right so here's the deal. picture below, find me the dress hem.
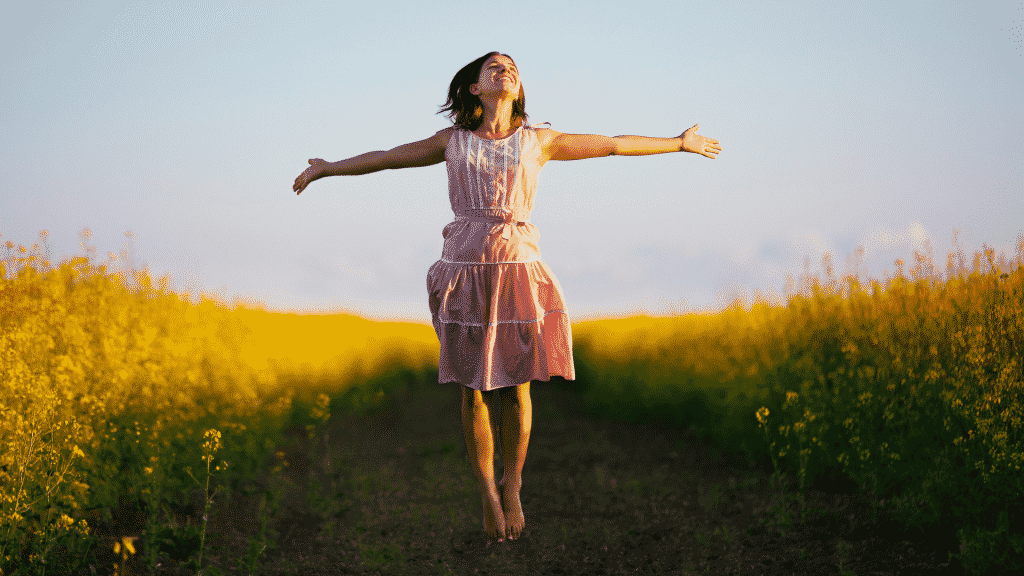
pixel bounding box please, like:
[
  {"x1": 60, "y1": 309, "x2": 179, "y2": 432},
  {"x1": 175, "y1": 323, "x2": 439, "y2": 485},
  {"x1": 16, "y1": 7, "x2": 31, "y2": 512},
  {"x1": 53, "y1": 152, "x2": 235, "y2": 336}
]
[
  {"x1": 434, "y1": 308, "x2": 567, "y2": 328},
  {"x1": 441, "y1": 374, "x2": 577, "y2": 390}
]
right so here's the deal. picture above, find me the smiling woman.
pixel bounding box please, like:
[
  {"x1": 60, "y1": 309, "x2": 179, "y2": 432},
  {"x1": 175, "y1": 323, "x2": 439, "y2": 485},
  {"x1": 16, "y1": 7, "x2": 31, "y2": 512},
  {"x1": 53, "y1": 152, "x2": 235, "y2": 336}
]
[
  {"x1": 437, "y1": 52, "x2": 528, "y2": 133},
  {"x1": 292, "y1": 51, "x2": 721, "y2": 544}
]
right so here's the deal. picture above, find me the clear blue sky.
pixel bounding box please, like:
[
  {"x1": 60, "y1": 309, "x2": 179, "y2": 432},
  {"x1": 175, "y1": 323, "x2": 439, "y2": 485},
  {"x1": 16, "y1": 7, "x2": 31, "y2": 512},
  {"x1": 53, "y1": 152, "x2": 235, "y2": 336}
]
[{"x1": 2, "y1": 0, "x2": 1021, "y2": 322}]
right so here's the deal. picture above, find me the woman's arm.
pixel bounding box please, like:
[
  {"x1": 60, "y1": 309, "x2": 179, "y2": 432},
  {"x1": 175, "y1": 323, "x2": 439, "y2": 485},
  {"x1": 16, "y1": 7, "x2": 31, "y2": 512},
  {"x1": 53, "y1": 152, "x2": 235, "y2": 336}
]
[
  {"x1": 294, "y1": 127, "x2": 453, "y2": 195},
  {"x1": 538, "y1": 124, "x2": 720, "y2": 164}
]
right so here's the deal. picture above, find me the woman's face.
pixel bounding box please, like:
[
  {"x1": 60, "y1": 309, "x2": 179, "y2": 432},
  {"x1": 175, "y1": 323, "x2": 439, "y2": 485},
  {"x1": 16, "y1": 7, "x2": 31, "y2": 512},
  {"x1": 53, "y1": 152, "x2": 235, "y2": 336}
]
[{"x1": 471, "y1": 54, "x2": 520, "y2": 98}]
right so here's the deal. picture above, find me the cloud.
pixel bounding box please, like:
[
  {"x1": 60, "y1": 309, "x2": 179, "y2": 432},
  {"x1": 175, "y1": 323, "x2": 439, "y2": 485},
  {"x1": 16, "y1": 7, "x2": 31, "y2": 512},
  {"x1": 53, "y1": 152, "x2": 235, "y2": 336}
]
[
  {"x1": 861, "y1": 221, "x2": 934, "y2": 260},
  {"x1": 787, "y1": 229, "x2": 842, "y2": 265},
  {"x1": 863, "y1": 229, "x2": 901, "y2": 250},
  {"x1": 860, "y1": 219, "x2": 933, "y2": 253},
  {"x1": 831, "y1": 221, "x2": 952, "y2": 282}
]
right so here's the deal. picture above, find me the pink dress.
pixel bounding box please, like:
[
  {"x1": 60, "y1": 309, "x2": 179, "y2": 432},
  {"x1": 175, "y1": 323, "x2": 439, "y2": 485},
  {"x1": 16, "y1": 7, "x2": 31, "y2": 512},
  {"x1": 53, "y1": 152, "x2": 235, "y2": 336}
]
[{"x1": 426, "y1": 123, "x2": 575, "y2": 391}]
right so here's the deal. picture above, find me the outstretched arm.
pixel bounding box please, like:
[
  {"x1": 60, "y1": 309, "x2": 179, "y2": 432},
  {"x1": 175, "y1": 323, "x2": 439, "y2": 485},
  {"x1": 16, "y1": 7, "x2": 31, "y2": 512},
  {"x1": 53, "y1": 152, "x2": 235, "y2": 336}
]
[
  {"x1": 293, "y1": 127, "x2": 453, "y2": 195},
  {"x1": 540, "y1": 124, "x2": 720, "y2": 163}
]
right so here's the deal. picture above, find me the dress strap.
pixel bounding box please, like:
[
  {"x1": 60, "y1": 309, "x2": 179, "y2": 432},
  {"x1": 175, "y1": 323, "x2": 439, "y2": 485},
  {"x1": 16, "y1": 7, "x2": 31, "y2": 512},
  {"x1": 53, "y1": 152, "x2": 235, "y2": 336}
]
[{"x1": 527, "y1": 122, "x2": 551, "y2": 130}]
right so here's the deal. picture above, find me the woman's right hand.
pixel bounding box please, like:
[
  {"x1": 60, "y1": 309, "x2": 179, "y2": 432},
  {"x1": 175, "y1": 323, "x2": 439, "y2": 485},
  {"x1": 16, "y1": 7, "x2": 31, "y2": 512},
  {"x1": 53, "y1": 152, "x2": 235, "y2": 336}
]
[{"x1": 294, "y1": 158, "x2": 328, "y2": 195}]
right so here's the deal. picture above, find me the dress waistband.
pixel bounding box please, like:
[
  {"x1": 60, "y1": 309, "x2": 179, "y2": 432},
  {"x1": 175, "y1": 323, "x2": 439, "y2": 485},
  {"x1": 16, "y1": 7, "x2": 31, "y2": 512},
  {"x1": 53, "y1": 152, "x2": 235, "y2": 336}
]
[
  {"x1": 454, "y1": 207, "x2": 531, "y2": 223},
  {"x1": 453, "y1": 208, "x2": 530, "y2": 240}
]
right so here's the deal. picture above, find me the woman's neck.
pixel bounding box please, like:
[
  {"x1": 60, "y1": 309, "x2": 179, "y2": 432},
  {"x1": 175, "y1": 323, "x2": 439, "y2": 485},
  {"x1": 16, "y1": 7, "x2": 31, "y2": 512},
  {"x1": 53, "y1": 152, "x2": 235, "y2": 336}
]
[{"x1": 475, "y1": 96, "x2": 517, "y2": 137}]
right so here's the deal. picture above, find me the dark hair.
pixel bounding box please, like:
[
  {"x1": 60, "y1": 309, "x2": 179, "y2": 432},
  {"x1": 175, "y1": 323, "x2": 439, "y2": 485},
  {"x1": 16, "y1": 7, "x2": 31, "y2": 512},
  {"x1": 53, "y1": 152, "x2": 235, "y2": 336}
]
[{"x1": 438, "y1": 52, "x2": 528, "y2": 131}]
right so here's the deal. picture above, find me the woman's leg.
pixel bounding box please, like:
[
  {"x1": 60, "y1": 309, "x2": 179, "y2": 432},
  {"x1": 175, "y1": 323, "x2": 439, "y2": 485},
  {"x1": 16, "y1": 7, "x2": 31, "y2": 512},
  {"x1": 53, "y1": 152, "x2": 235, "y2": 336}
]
[
  {"x1": 460, "y1": 385, "x2": 506, "y2": 541},
  {"x1": 498, "y1": 381, "x2": 531, "y2": 540}
]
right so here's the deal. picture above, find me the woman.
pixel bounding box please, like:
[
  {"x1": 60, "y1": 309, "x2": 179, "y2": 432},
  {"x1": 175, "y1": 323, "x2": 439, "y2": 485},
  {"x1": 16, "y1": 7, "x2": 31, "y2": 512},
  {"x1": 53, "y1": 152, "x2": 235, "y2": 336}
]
[{"x1": 293, "y1": 52, "x2": 721, "y2": 543}]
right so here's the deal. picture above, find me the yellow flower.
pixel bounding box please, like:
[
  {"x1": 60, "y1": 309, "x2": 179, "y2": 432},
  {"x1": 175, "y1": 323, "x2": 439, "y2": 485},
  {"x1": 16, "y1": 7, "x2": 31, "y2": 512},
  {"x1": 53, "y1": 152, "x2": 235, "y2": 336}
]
[
  {"x1": 785, "y1": 391, "x2": 798, "y2": 404},
  {"x1": 756, "y1": 407, "x2": 769, "y2": 425},
  {"x1": 143, "y1": 467, "x2": 153, "y2": 475},
  {"x1": 312, "y1": 392, "x2": 331, "y2": 422},
  {"x1": 58, "y1": 513, "x2": 75, "y2": 530},
  {"x1": 201, "y1": 428, "x2": 222, "y2": 460}
]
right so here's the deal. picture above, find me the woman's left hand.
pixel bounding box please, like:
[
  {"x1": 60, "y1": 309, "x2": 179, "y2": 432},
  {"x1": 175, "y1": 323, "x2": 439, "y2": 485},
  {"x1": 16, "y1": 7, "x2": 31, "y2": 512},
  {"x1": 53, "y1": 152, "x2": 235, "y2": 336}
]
[
  {"x1": 294, "y1": 158, "x2": 328, "y2": 195},
  {"x1": 680, "y1": 124, "x2": 721, "y2": 159}
]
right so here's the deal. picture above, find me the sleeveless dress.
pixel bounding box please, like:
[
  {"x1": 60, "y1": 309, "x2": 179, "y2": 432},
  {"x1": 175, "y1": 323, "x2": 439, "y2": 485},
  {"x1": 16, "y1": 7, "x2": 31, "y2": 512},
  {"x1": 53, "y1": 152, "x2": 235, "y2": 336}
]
[{"x1": 426, "y1": 123, "x2": 575, "y2": 391}]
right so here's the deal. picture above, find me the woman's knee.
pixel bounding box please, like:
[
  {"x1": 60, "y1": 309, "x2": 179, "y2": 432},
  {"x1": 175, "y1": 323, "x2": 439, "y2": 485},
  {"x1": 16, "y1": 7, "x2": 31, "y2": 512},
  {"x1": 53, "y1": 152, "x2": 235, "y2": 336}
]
[
  {"x1": 462, "y1": 385, "x2": 495, "y2": 410},
  {"x1": 501, "y1": 382, "x2": 531, "y2": 407}
]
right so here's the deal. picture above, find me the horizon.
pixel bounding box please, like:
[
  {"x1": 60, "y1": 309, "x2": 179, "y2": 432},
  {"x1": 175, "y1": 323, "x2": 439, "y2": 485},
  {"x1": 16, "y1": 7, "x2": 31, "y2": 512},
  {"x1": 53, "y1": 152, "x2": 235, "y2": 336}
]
[{"x1": 5, "y1": 224, "x2": 1020, "y2": 325}]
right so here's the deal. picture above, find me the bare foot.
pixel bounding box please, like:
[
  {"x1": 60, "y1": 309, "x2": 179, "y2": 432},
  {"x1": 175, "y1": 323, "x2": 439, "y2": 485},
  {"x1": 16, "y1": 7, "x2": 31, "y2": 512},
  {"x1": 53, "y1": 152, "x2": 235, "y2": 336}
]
[
  {"x1": 499, "y1": 479, "x2": 524, "y2": 540},
  {"x1": 481, "y1": 489, "x2": 506, "y2": 542}
]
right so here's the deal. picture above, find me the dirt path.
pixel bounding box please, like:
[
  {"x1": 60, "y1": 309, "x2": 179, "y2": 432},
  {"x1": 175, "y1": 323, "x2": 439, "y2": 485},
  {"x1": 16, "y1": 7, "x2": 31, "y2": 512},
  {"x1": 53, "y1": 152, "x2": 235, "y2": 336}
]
[{"x1": 219, "y1": 379, "x2": 961, "y2": 575}]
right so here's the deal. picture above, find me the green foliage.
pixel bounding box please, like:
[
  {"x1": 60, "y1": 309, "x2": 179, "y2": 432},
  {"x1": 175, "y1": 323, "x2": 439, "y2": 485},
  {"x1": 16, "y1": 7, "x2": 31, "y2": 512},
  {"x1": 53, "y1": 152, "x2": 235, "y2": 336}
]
[
  {"x1": 954, "y1": 509, "x2": 1024, "y2": 575},
  {"x1": 150, "y1": 523, "x2": 203, "y2": 563},
  {"x1": 762, "y1": 253, "x2": 1024, "y2": 544},
  {"x1": 573, "y1": 239, "x2": 1024, "y2": 575},
  {"x1": 572, "y1": 302, "x2": 781, "y2": 463}
]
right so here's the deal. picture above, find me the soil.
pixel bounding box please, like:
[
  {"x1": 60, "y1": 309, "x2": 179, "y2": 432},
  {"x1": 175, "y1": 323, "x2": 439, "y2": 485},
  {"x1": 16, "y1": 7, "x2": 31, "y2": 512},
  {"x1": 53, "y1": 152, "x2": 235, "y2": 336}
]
[{"x1": 139, "y1": 378, "x2": 965, "y2": 575}]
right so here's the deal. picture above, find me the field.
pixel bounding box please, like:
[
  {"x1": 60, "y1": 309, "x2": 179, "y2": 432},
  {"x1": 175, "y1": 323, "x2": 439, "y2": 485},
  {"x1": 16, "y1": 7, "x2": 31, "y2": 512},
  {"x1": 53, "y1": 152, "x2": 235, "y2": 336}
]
[{"x1": 1, "y1": 230, "x2": 1022, "y2": 575}]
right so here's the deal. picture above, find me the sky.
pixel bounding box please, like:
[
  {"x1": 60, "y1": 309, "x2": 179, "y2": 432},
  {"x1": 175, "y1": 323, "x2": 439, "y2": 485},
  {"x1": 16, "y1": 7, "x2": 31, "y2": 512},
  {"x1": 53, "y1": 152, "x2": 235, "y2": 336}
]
[{"x1": 2, "y1": 0, "x2": 1022, "y2": 323}]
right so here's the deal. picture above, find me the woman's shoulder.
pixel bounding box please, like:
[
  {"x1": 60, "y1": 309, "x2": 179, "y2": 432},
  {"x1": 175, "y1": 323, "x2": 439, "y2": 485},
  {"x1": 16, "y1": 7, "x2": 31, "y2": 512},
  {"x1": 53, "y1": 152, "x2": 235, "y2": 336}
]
[
  {"x1": 431, "y1": 125, "x2": 460, "y2": 147},
  {"x1": 527, "y1": 123, "x2": 558, "y2": 147}
]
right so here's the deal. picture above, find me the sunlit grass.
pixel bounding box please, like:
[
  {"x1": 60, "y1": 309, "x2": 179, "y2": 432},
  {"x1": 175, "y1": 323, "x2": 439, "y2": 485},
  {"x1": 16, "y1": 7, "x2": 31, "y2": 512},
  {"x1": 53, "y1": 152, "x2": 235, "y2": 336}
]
[{"x1": 234, "y1": 304, "x2": 437, "y2": 386}]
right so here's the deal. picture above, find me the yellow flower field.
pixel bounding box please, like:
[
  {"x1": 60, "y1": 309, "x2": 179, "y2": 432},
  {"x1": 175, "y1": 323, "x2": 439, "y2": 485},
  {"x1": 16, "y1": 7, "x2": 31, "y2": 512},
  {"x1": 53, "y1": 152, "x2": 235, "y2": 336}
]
[{"x1": 2, "y1": 229, "x2": 1022, "y2": 574}]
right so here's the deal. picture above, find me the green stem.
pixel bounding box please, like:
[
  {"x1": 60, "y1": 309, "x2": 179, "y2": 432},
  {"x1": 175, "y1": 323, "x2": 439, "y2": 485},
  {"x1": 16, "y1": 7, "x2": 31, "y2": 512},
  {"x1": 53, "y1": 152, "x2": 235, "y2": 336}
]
[
  {"x1": 797, "y1": 433, "x2": 806, "y2": 493},
  {"x1": 761, "y1": 424, "x2": 779, "y2": 476},
  {"x1": 196, "y1": 458, "x2": 211, "y2": 575}
]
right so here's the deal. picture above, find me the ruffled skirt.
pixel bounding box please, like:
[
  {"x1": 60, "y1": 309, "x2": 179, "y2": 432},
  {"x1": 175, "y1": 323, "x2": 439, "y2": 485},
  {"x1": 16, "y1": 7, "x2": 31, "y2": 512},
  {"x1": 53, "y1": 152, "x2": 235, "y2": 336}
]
[{"x1": 426, "y1": 259, "x2": 575, "y2": 391}]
